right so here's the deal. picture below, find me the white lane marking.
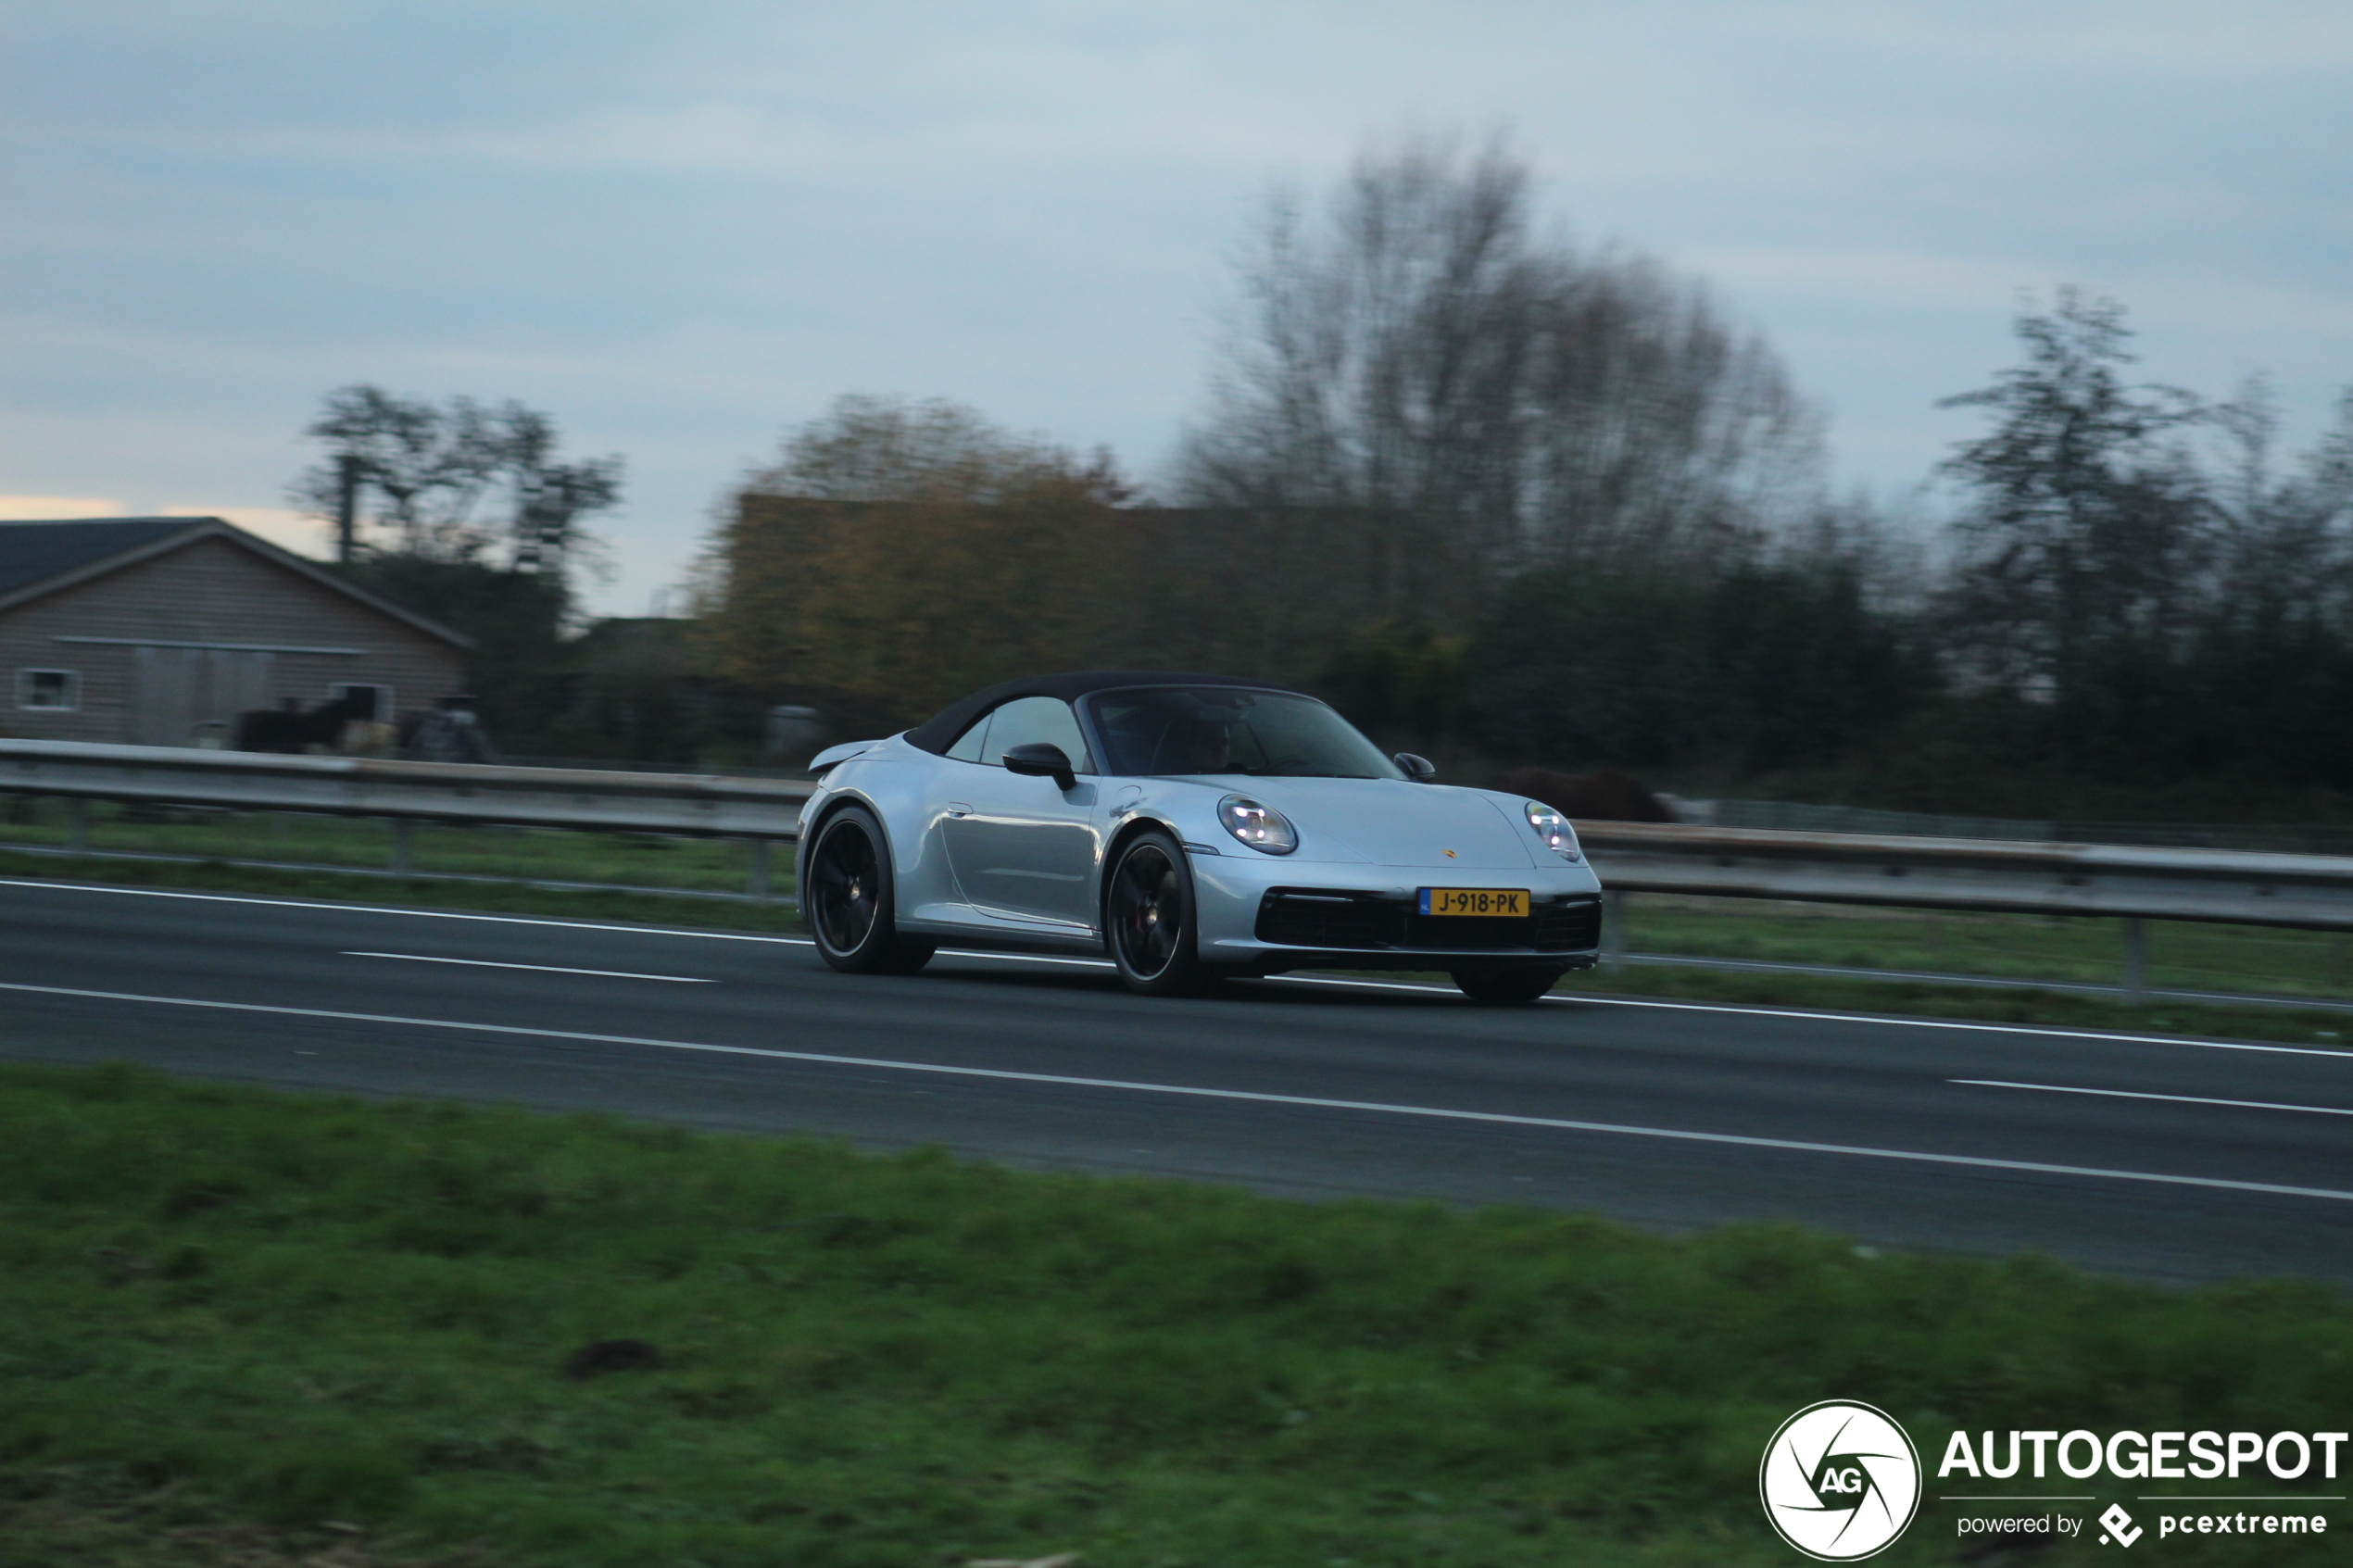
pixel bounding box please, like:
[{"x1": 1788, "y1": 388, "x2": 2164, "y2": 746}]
[
  {"x1": 1282, "y1": 973, "x2": 2353, "y2": 1061},
  {"x1": 344, "y1": 951, "x2": 712, "y2": 984},
  {"x1": 1534, "y1": 987, "x2": 2353, "y2": 1062},
  {"x1": 3, "y1": 978, "x2": 2350, "y2": 1206},
  {"x1": 1953, "y1": 1078, "x2": 2353, "y2": 1117},
  {"x1": 1538, "y1": 992, "x2": 2353, "y2": 1061},
  {"x1": 6, "y1": 877, "x2": 2351, "y2": 1060}
]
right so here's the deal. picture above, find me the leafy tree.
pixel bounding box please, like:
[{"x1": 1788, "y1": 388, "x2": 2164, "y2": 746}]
[
  {"x1": 1935, "y1": 291, "x2": 2208, "y2": 723},
  {"x1": 291, "y1": 384, "x2": 623, "y2": 571},
  {"x1": 757, "y1": 394, "x2": 1131, "y2": 508},
  {"x1": 1466, "y1": 558, "x2": 1927, "y2": 773},
  {"x1": 333, "y1": 555, "x2": 571, "y2": 744},
  {"x1": 290, "y1": 385, "x2": 624, "y2": 742},
  {"x1": 695, "y1": 396, "x2": 1139, "y2": 731}
]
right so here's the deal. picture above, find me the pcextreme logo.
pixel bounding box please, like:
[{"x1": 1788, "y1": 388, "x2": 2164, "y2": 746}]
[{"x1": 1759, "y1": 1401, "x2": 1923, "y2": 1562}]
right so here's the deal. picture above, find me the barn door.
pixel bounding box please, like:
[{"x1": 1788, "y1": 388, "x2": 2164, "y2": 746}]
[
  {"x1": 132, "y1": 646, "x2": 199, "y2": 746},
  {"x1": 208, "y1": 651, "x2": 274, "y2": 737},
  {"x1": 132, "y1": 646, "x2": 276, "y2": 746}
]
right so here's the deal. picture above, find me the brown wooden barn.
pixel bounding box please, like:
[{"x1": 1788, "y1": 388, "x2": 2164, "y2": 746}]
[{"x1": 0, "y1": 517, "x2": 469, "y2": 747}]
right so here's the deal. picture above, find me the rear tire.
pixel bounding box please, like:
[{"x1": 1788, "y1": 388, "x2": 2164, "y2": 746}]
[
  {"x1": 806, "y1": 806, "x2": 934, "y2": 975},
  {"x1": 1105, "y1": 830, "x2": 1217, "y2": 996},
  {"x1": 1450, "y1": 966, "x2": 1564, "y2": 1007}
]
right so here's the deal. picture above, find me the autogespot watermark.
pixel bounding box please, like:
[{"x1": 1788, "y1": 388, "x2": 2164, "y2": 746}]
[
  {"x1": 1760, "y1": 1406, "x2": 2349, "y2": 1558},
  {"x1": 1936, "y1": 1427, "x2": 2347, "y2": 1549},
  {"x1": 1759, "y1": 1401, "x2": 1923, "y2": 1561}
]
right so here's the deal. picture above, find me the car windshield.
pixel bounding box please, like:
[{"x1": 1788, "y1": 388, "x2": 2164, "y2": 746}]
[{"x1": 1086, "y1": 687, "x2": 1403, "y2": 780}]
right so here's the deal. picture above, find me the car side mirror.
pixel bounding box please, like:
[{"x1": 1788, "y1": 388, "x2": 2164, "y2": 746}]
[
  {"x1": 1393, "y1": 752, "x2": 1437, "y2": 783},
  {"x1": 1002, "y1": 742, "x2": 1076, "y2": 790}
]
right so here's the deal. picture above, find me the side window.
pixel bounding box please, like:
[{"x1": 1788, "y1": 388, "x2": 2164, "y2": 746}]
[
  {"x1": 17, "y1": 670, "x2": 80, "y2": 711},
  {"x1": 945, "y1": 711, "x2": 992, "y2": 762},
  {"x1": 977, "y1": 696, "x2": 1091, "y2": 771},
  {"x1": 331, "y1": 683, "x2": 392, "y2": 721}
]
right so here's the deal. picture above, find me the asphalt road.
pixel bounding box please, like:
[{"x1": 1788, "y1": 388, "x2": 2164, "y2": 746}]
[{"x1": 4, "y1": 875, "x2": 2349, "y2": 1288}]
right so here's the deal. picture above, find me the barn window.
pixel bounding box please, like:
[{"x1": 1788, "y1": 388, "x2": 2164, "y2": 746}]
[
  {"x1": 17, "y1": 669, "x2": 80, "y2": 711},
  {"x1": 331, "y1": 683, "x2": 393, "y2": 721}
]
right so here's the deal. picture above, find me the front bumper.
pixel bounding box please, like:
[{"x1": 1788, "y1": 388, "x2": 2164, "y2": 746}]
[{"x1": 1188, "y1": 848, "x2": 1604, "y2": 974}]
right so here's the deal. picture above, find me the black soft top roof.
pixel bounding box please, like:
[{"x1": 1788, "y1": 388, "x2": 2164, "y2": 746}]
[{"x1": 903, "y1": 671, "x2": 1303, "y2": 756}]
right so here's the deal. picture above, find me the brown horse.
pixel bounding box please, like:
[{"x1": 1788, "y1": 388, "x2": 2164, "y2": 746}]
[{"x1": 1492, "y1": 766, "x2": 1680, "y2": 823}]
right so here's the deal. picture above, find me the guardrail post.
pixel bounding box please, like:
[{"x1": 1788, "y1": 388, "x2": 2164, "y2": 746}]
[
  {"x1": 67, "y1": 799, "x2": 89, "y2": 854},
  {"x1": 749, "y1": 838, "x2": 772, "y2": 900},
  {"x1": 1601, "y1": 890, "x2": 1626, "y2": 972},
  {"x1": 389, "y1": 818, "x2": 414, "y2": 875},
  {"x1": 2121, "y1": 917, "x2": 2148, "y2": 1005}
]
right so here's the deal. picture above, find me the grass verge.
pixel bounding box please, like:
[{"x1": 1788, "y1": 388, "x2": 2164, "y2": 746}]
[
  {"x1": 0, "y1": 845, "x2": 800, "y2": 935},
  {"x1": 0, "y1": 799, "x2": 778, "y2": 897},
  {"x1": 1549, "y1": 964, "x2": 2353, "y2": 1049},
  {"x1": 3, "y1": 1061, "x2": 2347, "y2": 1567}
]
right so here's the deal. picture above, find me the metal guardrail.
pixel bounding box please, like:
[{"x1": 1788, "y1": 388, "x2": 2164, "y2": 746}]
[
  {"x1": 1574, "y1": 822, "x2": 2353, "y2": 933},
  {"x1": 3, "y1": 742, "x2": 2350, "y2": 1001},
  {"x1": 1687, "y1": 795, "x2": 2353, "y2": 858},
  {"x1": 0, "y1": 740, "x2": 813, "y2": 835},
  {"x1": 0, "y1": 740, "x2": 813, "y2": 895}
]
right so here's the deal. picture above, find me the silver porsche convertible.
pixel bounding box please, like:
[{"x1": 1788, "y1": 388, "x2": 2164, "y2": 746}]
[{"x1": 795, "y1": 671, "x2": 1604, "y2": 1004}]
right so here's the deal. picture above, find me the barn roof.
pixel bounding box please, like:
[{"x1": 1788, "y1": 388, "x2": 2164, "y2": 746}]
[
  {"x1": 0, "y1": 516, "x2": 472, "y2": 648},
  {"x1": 0, "y1": 519, "x2": 200, "y2": 599}
]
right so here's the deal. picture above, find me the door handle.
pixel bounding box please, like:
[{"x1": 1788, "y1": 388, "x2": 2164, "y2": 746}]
[{"x1": 945, "y1": 802, "x2": 972, "y2": 819}]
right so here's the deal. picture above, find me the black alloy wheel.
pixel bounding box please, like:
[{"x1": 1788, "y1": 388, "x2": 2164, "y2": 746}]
[
  {"x1": 1450, "y1": 966, "x2": 1565, "y2": 1007},
  {"x1": 1106, "y1": 830, "x2": 1215, "y2": 996},
  {"x1": 807, "y1": 806, "x2": 934, "y2": 975}
]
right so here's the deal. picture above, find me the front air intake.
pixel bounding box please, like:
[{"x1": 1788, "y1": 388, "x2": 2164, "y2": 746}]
[{"x1": 1255, "y1": 890, "x2": 1601, "y2": 953}]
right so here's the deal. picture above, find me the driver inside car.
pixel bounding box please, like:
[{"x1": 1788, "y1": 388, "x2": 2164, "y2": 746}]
[{"x1": 1164, "y1": 714, "x2": 1235, "y2": 773}]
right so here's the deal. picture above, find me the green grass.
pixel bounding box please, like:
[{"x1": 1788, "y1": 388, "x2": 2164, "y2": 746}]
[
  {"x1": 0, "y1": 798, "x2": 785, "y2": 898},
  {"x1": 2, "y1": 1062, "x2": 2347, "y2": 1567},
  {"x1": 0, "y1": 844, "x2": 800, "y2": 935},
  {"x1": 1619, "y1": 896, "x2": 2353, "y2": 1005},
  {"x1": 1548, "y1": 964, "x2": 2353, "y2": 1049}
]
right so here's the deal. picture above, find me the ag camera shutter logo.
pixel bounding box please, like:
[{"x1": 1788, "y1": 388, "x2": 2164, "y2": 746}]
[{"x1": 1759, "y1": 1400, "x2": 1922, "y2": 1561}]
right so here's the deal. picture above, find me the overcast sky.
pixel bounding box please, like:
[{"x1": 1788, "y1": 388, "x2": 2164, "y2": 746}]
[{"x1": 4, "y1": 2, "x2": 2348, "y2": 614}]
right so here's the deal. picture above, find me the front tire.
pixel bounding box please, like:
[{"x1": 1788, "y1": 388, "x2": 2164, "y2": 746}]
[
  {"x1": 1105, "y1": 830, "x2": 1217, "y2": 996},
  {"x1": 806, "y1": 806, "x2": 935, "y2": 975},
  {"x1": 1450, "y1": 967, "x2": 1564, "y2": 1007}
]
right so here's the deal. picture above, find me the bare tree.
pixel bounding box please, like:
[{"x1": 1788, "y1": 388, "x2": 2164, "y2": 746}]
[{"x1": 1177, "y1": 134, "x2": 1822, "y2": 623}]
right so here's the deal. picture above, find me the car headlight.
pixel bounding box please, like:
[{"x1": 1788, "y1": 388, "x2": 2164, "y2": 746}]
[
  {"x1": 1218, "y1": 795, "x2": 1297, "y2": 855},
  {"x1": 1524, "y1": 801, "x2": 1582, "y2": 860}
]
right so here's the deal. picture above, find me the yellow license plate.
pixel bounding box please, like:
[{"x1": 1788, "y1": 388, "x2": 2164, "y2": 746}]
[{"x1": 1418, "y1": 887, "x2": 1529, "y2": 918}]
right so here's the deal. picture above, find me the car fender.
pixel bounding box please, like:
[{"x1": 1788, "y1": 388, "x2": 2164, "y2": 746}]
[
  {"x1": 1096, "y1": 810, "x2": 1196, "y2": 926},
  {"x1": 793, "y1": 777, "x2": 918, "y2": 900},
  {"x1": 792, "y1": 785, "x2": 874, "y2": 898}
]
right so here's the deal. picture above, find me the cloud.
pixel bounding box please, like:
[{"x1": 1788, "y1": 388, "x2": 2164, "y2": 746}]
[
  {"x1": 0, "y1": 496, "x2": 331, "y2": 559},
  {"x1": 4, "y1": 3, "x2": 2349, "y2": 615},
  {"x1": 160, "y1": 506, "x2": 332, "y2": 558},
  {"x1": 0, "y1": 495, "x2": 128, "y2": 521}
]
